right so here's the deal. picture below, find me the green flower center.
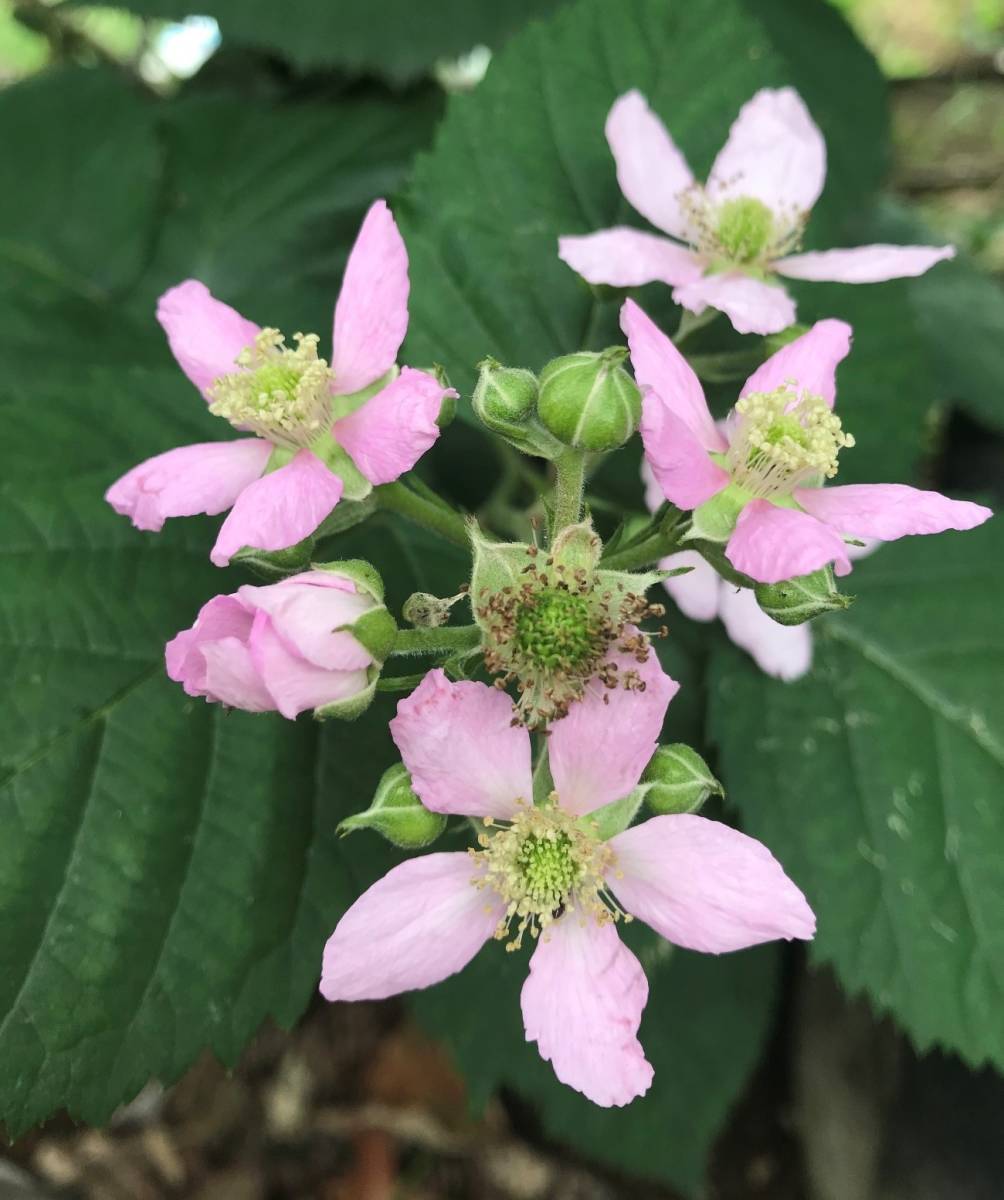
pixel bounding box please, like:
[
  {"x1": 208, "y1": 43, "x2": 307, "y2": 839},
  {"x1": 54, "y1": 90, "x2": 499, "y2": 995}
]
[
  {"x1": 208, "y1": 327, "x2": 334, "y2": 451},
  {"x1": 714, "y1": 196, "x2": 775, "y2": 265},
  {"x1": 514, "y1": 588, "x2": 601, "y2": 671}
]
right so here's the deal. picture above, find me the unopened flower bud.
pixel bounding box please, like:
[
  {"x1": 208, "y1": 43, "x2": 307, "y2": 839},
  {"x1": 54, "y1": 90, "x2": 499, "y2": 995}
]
[
  {"x1": 755, "y1": 566, "x2": 853, "y2": 626},
  {"x1": 642, "y1": 744, "x2": 723, "y2": 815},
  {"x1": 472, "y1": 358, "x2": 565, "y2": 459},
  {"x1": 337, "y1": 763, "x2": 447, "y2": 849},
  {"x1": 536, "y1": 346, "x2": 641, "y2": 452}
]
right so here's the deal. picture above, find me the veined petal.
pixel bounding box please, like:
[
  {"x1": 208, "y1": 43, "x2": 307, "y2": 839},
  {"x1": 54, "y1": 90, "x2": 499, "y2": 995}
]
[
  {"x1": 549, "y1": 641, "x2": 678, "y2": 816},
  {"x1": 608, "y1": 813, "x2": 815, "y2": 953},
  {"x1": 622, "y1": 298, "x2": 725, "y2": 451},
  {"x1": 331, "y1": 199, "x2": 410, "y2": 396},
  {"x1": 320, "y1": 853, "x2": 503, "y2": 1002},
  {"x1": 660, "y1": 550, "x2": 722, "y2": 623},
  {"x1": 775, "y1": 243, "x2": 955, "y2": 283},
  {"x1": 606, "y1": 89, "x2": 696, "y2": 242},
  {"x1": 558, "y1": 228, "x2": 702, "y2": 289},
  {"x1": 726, "y1": 499, "x2": 850, "y2": 584},
  {"x1": 105, "y1": 439, "x2": 272, "y2": 533},
  {"x1": 198, "y1": 637, "x2": 275, "y2": 712},
  {"x1": 706, "y1": 87, "x2": 826, "y2": 219},
  {"x1": 640, "y1": 390, "x2": 730, "y2": 511},
  {"x1": 521, "y1": 917, "x2": 652, "y2": 1107},
  {"x1": 210, "y1": 449, "x2": 342, "y2": 567},
  {"x1": 333, "y1": 367, "x2": 449, "y2": 485},
  {"x1": 389, "y1": 670, "x2": 532, "y2": 819},
  {"x1": 718, "y1": 584, "x2": 813, "y2": 681},
  {"x1": 740, "y1": 318, "x2": 851, "y2": 409},
  {"x1": 248, "y1": 611, "x2": 367, "y2": 719},
  {"x1": 673, "y1": 272, "x2": 796, "y2": 337},
  {"x1": 794, "y1": 483, "x2": 992, "y2": 541},
  {"x1": 156, "y1": 280, "x2": 260, "y2": 397},
  {"x1": 165, "y1": 594, "x2": 255, "y2": 696}
]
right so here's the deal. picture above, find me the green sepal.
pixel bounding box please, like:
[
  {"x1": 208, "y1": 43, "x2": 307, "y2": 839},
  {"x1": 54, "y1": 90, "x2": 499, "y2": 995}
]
[
  {"x1": 313, "y1": 669, "x2": 378, "y2": 721},
  {"x1": 598, "y1": 566, "x2": 667, "y2": 597},
  {"x1": 641, "y1": 744, "x2": 724, "y2": 815},
  {"x1": 584, "y1": 789, "x2": 644, "y2": 840},
  {"x1": 313, "y1": 558, "x2": 385, "y2": 603},
  {"x1": 347, "y1": 606, "x2": 397, "y2": 663},
  {"x1": 686, "y1": 538, "x2": 756, "y2": 590},
  {"x1": 313, "y1": 495, "x2": 378, "y2": 538},
  {"x1": 231, "y1": 536, "x2": 315, "y2": 580},
  {"x1": 468, "y1": 520, "x2": 534, "y2": 633},
  {"x1": 337, "y1": 762, "x2": 447, "y2": 849},
  {"x1": 330, "y1": 367, "x2": 398, "y2": 420},
  {"x1": 311, "y1": 432, "x2": 372, "y2": 501},
  {"x1": 684, "y1": 483, "x2": 749, "y2": 545},
  {"x1": 755, "y1": 566, "x2": 854, "y2": 626}
]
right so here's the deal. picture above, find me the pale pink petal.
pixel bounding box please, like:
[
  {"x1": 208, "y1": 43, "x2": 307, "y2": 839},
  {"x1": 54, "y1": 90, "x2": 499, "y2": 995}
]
[
  {"x1": 558, "y1": 228, "x2": 702, "y2": 289},
  {"x1": 726, "y1": 499, "x2": 850, "y2": 584},
  {"x1": 165, "y1": 594, "x2": 254, "y2": 695},
  {"x1": 320, "y1": 853, "x2": 504, "y2": 1002},
  {"x1": 794, "y1": 484, "x2": 992, "y2": 542},
  {"x1": 331, "y1": 199, "x2": 409, "y2": 396},
  {"x1": 673, "y1": 272, "x2": 797, "y2": 337},
  {"x1": 198, "y1": 638, "x2": 276, "y2": 712},
  {"x1": 640, "y1": 391, "x2": 730, "y2": 510},
  {"x1": 210, "y1": 449, "x2": 343, "y2": 567},
  {"x1": 549, "y1": 641, "x2": 679, "y2": 816},
  {"x1": 156, "y1": 281, "x2": 260, "y2": 396},
  {"x1": 106, "y1": 439, "x2": 272, "y2": 533},
  {"x1": 389, "y1": 670, "x2": 532, "y2": 819},
  {"x1": 706, "y1": 87, "x2": 826, "y2": 219},
  {"x1": 237, "y1": 573, "x2": 373, "y2": 671},
  {"x1": 606, "y1": 89, "x2": 697, "y2": 241},
  {"x1": 775, "y1": 243, "x2": 955, "y2": 283},
  {"x1": 660, "y1": 550, "x2": 722, "y2": 623},
  {"x1": 522, "y1": 917, "x2": 652, "y2": 1107},
  {"x1": 622, "y1": 299, "x2": 725, "y2": 451},
  {"x1": 248, "y1": 611, "x2": 367, "y2": 719},
  {"x1": 608, "y1": 814, "x2": 815, "y2": 953},
  {"x1": 332, "y1": 367, "x2": 449, "y2": 485},
  {"x1": 718, "y1": 584, "x2": 813, "y2": 681},
  {"x1": 740, "y1": 318, "x2": 851, "y2": 409}
]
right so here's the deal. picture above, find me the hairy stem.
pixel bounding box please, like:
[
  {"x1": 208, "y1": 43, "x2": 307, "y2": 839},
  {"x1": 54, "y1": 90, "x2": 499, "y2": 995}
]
[
  {"x1": 389, "y1": 624, "x2": 483, "y2": 658},
  {"x1": 376, "y1": 479, "x2": 470, "y2": 548},
  {"x1": 551, "y1": 449, "x2": 587, "y2": 534}
]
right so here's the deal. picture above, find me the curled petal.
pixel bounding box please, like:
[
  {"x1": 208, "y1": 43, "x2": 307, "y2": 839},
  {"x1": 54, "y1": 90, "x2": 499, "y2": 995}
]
[
  {"x1": 640, "y1": 391, "x2": 730, "y2": 510},
  {"x1": 166, "y1": 595, "x2": 253, "y2": 695},
  {"x1": 740, "y1": 318, "x2": 852, "y2": 408},
  {"x1": 521, "y1": 917, "x2": 653, "y2": 1107},
  {"x1": 726, "y1": 499, "x2": 850, "y2": 584},
  {"x1": 156, "y1": 281, "x2": 260, "y2": 397},
  {"x1": 775, "y1": 243, "x2": 955, "y2": 284},
  {"x1": 794, "y1": 483, "x2": 992, "y2": 541},
  {"x1": 717, "y1": 584, "x2": 813, "y2": 682},
  {"x1": 558, "y1": 228, "x2": 702, "y2": 289},
  {"x1": 320, "y1": 853, "x2": 503, "y2": 1002},
  {"x1": 608, "y1": 814, "x2": 816, "y2": 953},
  {"x1": 673, "y1": 272, "x2": 797, "y2": 337},
  {"x1": 331, "y1": 199, "x2": 410, "y2": 396},
  {"x1": 389, "y1": 670, "x2": 532, "y2": 819},
  {"x1": 211, "y1": 449, "x2": 342, "y2": 567}
]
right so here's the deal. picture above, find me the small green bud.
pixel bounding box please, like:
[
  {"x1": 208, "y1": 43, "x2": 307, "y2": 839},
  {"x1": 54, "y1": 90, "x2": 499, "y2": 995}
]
[
  {"x1": 338, "y1": 763, "x2": 447, "y2": 848},
  {"x1": 473, "y1": 358, "x2": 538, "y2": 434},
  {"x1": 537, "y1": 347, "x2": 641, "y2": 452},
  {"x1": 755, "y1": 566, "x2": 853, "y2": 626},
  {"x1": 642, "y1": 744, "x2": 723, "y2": 814}
]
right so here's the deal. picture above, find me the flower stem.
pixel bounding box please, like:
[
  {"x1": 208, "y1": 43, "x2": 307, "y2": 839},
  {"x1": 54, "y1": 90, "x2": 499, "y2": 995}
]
[
  {"x1": 551, "y1": 449, "x2": 587, "y2": 534},
  {"x1": 376, "y1": 479, "x2": 470, "y2": 548},
  {"x1": 601, "y1": 508, "x2": 688, "y2": 572},
  {"x1": 388, "y1": 624, "x2": 482, "y2": 658}
]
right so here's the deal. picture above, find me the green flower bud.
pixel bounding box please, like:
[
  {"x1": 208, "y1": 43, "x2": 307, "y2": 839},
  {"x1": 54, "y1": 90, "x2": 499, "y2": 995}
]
[
  {"x1": 642, "y1": 744, "x2": 723, "y2": 815},
  {"x1": 472, "y1": 357, "x2": 565, "y2": 460},
  {"x1": 537, "y1": 347, "x2": 641, "y2": 452},
  {"x1": 338, "y1": 763, "x2": 447, "y2": 849},
  {"x1": 755, "y1": 566, "x2": 853, "y2": 626}
]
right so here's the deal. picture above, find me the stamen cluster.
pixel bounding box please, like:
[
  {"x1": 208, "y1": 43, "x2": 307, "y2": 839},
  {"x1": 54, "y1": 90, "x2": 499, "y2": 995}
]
[
  {"x1": 727, "y1": 384, "x2": 854, "y2": 499},
  {"x1": 679, "y1": 189, "x2": 805, "y2": 269},
  {"x1": 471, "y1": 801, "x2": 627, "y2": 951},
  {"x1": 208, "y1": 328, "x2": 334, "y2": 451}
]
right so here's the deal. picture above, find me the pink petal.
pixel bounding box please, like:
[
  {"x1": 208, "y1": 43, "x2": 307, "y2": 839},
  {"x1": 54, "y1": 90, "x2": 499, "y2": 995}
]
[
  {"x1": 608, "y1": 813, "x2": 815, "y2": 953},
  {"x1": 558, "y1": 228, "x2": 702, "y2": 288},
  {"x1": 706, "y1": 87, "x2": 826, "y2": 219},
  {"x1": 165, "y1": 594, "x2": 254, "y2": 695},
  {"x1": 247, "y1": 610, "x2": 367, "y2": 719},
  {"x1": 389, "y1": 670, "x2": 532, "y2": 819},
  {"x1": 794, "y1": 484, "x2": 992, "y2": 542},
  {"x1": 332, "y1": 367, "x2": 449, "y2": 485},
  {"x1": 775, "y1": 243, "x2": 955, "y2": 283},
  {"x1": 320, "y1": 853, "x2": 503, "y2": 1002},
  {"x1": 106, "y1": 439, "x2": 272, "y2": 533},
  {"x1": 673, "y1": 272, "x2": 797, "y2": 337},
  {"x1": 549, "y1": 641, "x2": 679, "y2": 816},
  {"x1": 606, "y1": 90, "x2": 697, "y2": 241},
  {"x1": 718, "y1": 584, "x2": 813, "y2": 681},
  {"x1": 726, "y1": 500, "x2": 850, "y2": 584},
  {"x1": 640, "y1": 390, "x2": 730, "y2": 510},
  {"x1": 521, "y1": 917, "x2": 652, "y2": 1107},
  {"x1": 210, "y1": 449, "x2": 343, "y2": 567},
  {"x1": 621, "y1": 299, "x2": 725, "y2": 451},
  {"x1": 740, "y1": 318, "x2": 851, "y2": 409},
  {"x1": 198, "y1": 638, "x2": 276, "y2": 712},
  {"x1": 660, "y1": 550, "x2": 722, "y2": 623},
  {"x1": 237, "y1": 572, "x2": 373, "y2": 671},
  {"x1": 156, "y1": 281, "x2": 260, "y2": 397},
  {"x1": 331, "y1": 199, "x2": 409, "y2": 396}
]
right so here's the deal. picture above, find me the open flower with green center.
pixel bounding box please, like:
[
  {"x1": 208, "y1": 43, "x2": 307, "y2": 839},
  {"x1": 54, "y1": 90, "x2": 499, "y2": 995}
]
[
  {"x1": 626, "y1": 300, "x2": 992, "y2": 584},
  {"x1": 559, "y1": 88, "x2": 954, "y2": 335},
  {"x1": 319, "y1": 656, "x2": 814, "y2": 1107},
  {"x1": 106, "y1": 200, "x2": 455, "y2": 566}
]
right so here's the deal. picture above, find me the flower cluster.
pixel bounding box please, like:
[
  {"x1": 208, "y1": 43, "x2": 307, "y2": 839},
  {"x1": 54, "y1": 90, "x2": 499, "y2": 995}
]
[{"x1": 103, "y1": 86, "x2": 992, "y2": 1109}]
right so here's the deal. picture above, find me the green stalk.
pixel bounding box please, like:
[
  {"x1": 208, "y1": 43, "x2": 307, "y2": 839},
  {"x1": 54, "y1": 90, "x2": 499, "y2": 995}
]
[
  {"x1": 376, "y1": 480, "x2": 470, "y2": 548},
  {"x1": 551, "y1": 449, "x2": 587, "y2": 534},
  {"x1": 388, "y1": 624, "x2": 482, "y2": 658}
]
